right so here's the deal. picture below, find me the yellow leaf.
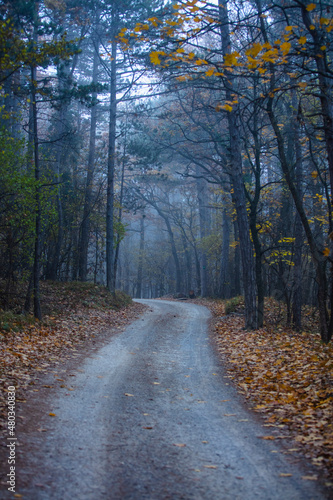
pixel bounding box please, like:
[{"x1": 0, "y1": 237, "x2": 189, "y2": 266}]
[
  {"x1": 205, "y1": 68, "x2": 215, "y2": 76},
  {"x1": 245, "y1": 42, "x2": 262, "y2": 57},
  {"x1": 298, "y1": 36, "x2": 307, "y2": 45},
  {"x1": 49, "y1": 412, "x2": 56, "y2": 417},
  {"x1": 310, "y1": 24, "x2": 315, "y2": 30},
  {"x1": 320, "y1": 45, "x2": 326, "y2": 51},
  {"x1": 298, "y1": 81, "x2": 307, "y2": 89},
  {"x1": 262, "y1": 48, "x2": 278, "y2": 63},
  {"x1": 150, "y1": 51, "x2": 161, "y2": 65},
  {"x1": 261, "y1": 436, "x2": 276, "y2": 440},
  {"x1": 306, "y1": 3, "x2": 316, "y2": 11},
  {"x1": 320, "y1": 17, "x2": 329, "y2": 25},
  {"x1": 148, "y1": 17, "x2": 159, "y2": 27},
  {"x1": 124, "y1": 393, "x2": 134, "y2": 396},
  {"x1": 195, "y1": 58, "x2": 207, "y2": 65},
  {"x1": 280, "y1": 42, "x2": 291, "y2": 55},
  {"x1": 323, "y1": 247, "x2": 330, "y2": 257},
  {"x1": 280, "y1": 473, "x2": 293, "y2": 477},
  {"x1": 311, "y1": 170, "x2": 318, "y2": 178},
  {"x1": 222, "y1": 104, "x2": 233, "y2": 112},
  {"x1": 224, "y1": 51, "x2": 240, "y2": 66}
]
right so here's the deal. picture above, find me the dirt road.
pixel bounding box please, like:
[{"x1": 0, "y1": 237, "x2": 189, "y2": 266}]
[{"x1": 5, "y1": 300, "x2": 329, "y2": 499}]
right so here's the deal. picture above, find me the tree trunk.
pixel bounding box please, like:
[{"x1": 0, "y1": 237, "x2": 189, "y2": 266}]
[
  {"x1": 106, "y1": 22, "x2": 117, "y2": 294},
  {"x1": 219, "y1": 206, "x2": 230, "y2": 298},
  {"x1": 164, "y1": 216, "x2": 182, "y2": 293},
  {"x1": 300, "y1": 5, "x2": 333, "y2": 203},
  {"x1": 292, "y1": 96, "x2": 303, "y2": 330},
  {"x1": 31, "y1": 7, "x2": 42, "y2": 320},
  {"x1": 113, "y1": 120, "x2": 127, "y2": 282},
  {"x1": 219, "y1": 0, "x2": 257, "y2": 329},
  {"x1": 78, "y1": 34, "x2": 100, "y2": 281},
  {"x1": 136, "y1": 214, "x2": 145, "y2": 298},
  {"x1": 196, "y1": 165, "x2": 210, "y2": 297}
]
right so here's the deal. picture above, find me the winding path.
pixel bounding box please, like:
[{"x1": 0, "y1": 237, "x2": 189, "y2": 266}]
[{"x1": 12, "y1": 300, "x2": 327, "y2": 499}]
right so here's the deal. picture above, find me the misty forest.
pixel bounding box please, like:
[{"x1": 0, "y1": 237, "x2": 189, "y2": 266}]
[{"x1": 1, "y1": 0, "x2": 333, "y2": 341}]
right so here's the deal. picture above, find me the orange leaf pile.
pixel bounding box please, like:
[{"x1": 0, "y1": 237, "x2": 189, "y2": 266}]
[{"x1": 207, "y1": 300, "x2": 333, "y2": 480}]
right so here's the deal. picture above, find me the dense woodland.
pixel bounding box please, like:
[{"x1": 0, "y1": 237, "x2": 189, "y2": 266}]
[{"x1": 0, "y1": 0, "x2": 332, "y2": 340}]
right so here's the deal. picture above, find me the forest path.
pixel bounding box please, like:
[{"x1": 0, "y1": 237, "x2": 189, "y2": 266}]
[{"x1": 10, "y1": 300, "x2": 327, "y2": 499}]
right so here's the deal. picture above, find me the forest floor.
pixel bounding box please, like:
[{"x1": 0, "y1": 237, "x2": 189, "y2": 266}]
[
  {"x1": 0, "y1": 286, "x2": 332, "y2": 487},
  {"x1": 0, "y1": 281, "x2": 147, "y2": 441},
  {"x1": 199, "y1": 297, "x2": 333, "y2": 485}
]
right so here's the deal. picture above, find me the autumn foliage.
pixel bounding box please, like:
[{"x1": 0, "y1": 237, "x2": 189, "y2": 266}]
[{"x1": 208, "y1": 299, "x2": 333, "y2": 481}]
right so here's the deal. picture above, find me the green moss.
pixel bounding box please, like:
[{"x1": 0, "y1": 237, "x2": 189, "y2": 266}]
[{"x1": 224, "y1": 296, "x2": 243, "y2": 315}]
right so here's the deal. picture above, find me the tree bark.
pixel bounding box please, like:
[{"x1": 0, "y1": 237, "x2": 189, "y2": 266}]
[
  {"x1": 31, "y1": 5, "x2": 42, "y2": 320},
  {"x1": 219, "y1": 0, "x2": 257, "y2": 329},
  {"x1": 106, "y1": 20, "x2": 117, "y2": 294},
  {"x1": 78, "y1": 35, "x2": 100, "y2": 281},
  {"x1": 292, "y1": 96, "x2": 303, "y2": 330},
  {"x1": 136, "y1": 214, "x2": 145, "y2": 298},
  {"x1": 219, "y1": 206, "x2": 230, "y2": 298},
  {"x1": 196, "y1": 165, "x2": 210, "y2": 297}
]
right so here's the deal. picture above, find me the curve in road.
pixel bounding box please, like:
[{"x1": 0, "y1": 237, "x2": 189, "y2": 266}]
[{"x1": 12, "y1": 300, "x2": 328, "y2": 499}]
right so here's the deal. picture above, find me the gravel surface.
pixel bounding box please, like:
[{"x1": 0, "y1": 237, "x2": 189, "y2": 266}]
[{"x1": 3, "y1": 299, "x2": 330, "y2": 499}]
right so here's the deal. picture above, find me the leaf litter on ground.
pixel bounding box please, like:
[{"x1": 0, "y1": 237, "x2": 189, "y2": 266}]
[
  {"x1": 0, "y1": 281, "x2": 146, "y2": 441},
  {"x1": 203, "y1": 297, "x2": 333, "y2": 482}
]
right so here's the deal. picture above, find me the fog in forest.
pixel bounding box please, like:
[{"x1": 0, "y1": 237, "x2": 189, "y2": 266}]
[{"x1": 1, "y1": 0, "x2": 333, "y2": 340}]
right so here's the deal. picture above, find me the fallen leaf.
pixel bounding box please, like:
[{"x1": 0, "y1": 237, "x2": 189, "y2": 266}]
[
  {"x1": 173, "y1": 443, "x2": 186, "y2": 447},
  {"x1": 203, "y1": 465, "x2": 217, "y2": 469},
  {"x1": 124, "y1": 393, "x2": 134, "y2": 397},
  {"x1": 279, "y1": 473, "x2": 293, "y2": 477},
  {"x1": 49, "y1": 412, "x2": 56, "y2": 417},
  {"x1": 301, "y1": 475, "x2": 317, "y2": 481}
]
